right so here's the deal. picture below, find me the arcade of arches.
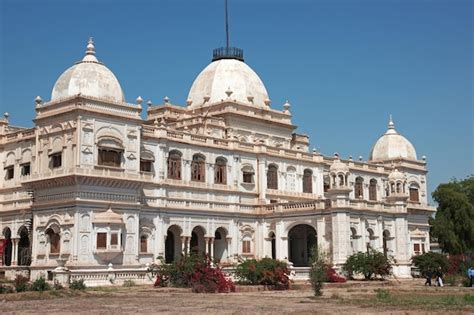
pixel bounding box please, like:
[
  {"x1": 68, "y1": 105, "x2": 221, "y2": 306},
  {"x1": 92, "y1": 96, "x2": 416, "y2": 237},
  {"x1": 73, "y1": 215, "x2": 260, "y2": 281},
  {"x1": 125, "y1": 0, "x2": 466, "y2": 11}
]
[
  {"x1": 164, "y1": 226, "x2": 230, "y2": 263},
  {"x1": 1, "y1": 226, "x2": 31, "y2": 267}
]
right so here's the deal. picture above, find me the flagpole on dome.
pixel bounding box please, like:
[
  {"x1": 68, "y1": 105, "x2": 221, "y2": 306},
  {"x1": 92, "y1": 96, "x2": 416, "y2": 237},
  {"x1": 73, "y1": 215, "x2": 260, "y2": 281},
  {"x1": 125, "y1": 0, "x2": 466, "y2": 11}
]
[{"x1": 212, "y1": 0, "x2": 244, "y2": 62}]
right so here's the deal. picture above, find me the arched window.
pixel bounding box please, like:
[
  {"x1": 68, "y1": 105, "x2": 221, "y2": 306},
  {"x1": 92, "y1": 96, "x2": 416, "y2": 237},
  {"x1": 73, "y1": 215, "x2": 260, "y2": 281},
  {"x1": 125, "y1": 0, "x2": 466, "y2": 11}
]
[
  {"x1": 303, "y1": 169, "x2": 313, "y2": 193},
  {"x1": 214, "y1": 157, "x2": 227, "y2": 185},
  {"x1": 286, "y1": 167, "x2": 296, "y2": 191},
  {"x1": 267, "y1": 164, "x2": 278, "y2": 189},
  {"x1": 369, "y1": 179, "x2": 377, "y2": 201},
  {"x1": 409, "y1": 183, "x2": 419, "y2": 202},
  {"x1": 366, "y1": 228, "x2": 375, "y2": 251},
  {"x1": 167, "y1": 150, "x2": 182, "y2": 180},
  {"x1": 46, "y1": 227, "x2": 60, "y2": 255},
  {"x1": 191, "y1": 154, "x2": 206, "y2": 182},
  {"x1": 355, "y1": 177, "x2": 364, "y2": 199},
  {"x1": 396, "y1": 182, "x2": 402, "y2": 194},
  {"x1": 140, "y1": 235, "x2": 148, "y2": 253}
]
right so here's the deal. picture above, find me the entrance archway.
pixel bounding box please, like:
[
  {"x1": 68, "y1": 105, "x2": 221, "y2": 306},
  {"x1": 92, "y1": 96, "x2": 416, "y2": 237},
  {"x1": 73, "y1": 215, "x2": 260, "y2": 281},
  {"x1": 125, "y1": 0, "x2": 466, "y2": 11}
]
[
  {"x1": 17, "y1": 226, "x2": 31, "y2": 266},
  {"x1": 270, "y1": 232, "x2": 276, "y2": 259},
  {"x1": 190, "y1": 226, "x2": 206, "y2": 255},
  {"x1": 2, "y1": 228, "x2": 12, "y2": 266},
  {"x1": 288, "y1": 224, "x2": 317, "y2": 267},
  {"x1": 165, "y1": 225, "x2": 182, "y2": 263},
  {"x1": 213, "y1": 227, "x2": 228, "y2": 262}
]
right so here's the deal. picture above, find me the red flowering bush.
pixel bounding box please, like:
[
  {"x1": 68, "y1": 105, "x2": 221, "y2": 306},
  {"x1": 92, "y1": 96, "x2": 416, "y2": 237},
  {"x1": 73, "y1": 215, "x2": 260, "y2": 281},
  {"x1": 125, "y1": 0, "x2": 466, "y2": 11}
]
[
  {"x1": 148, "y1": 254, "x2": 235, "y2": 293},
  {"x1": 235, "y1": 258, "x2": 291, "y2": 290},
  {"x1": 325, "y1": 267, "x2": 346, "y2": 283}
]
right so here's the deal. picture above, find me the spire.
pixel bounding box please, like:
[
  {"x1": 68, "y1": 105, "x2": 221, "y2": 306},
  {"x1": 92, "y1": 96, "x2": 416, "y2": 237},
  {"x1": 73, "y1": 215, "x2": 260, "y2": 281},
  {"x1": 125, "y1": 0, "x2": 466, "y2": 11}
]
[
  {"x1": 82, "y1": 37, "x2": 98, "y2": 62},
  {"x1": 385, "y1": 114, "x2": 397, "y2": 135},
  {"x1": 212, "y1": 0, "x2": 244, "y2": 62}
]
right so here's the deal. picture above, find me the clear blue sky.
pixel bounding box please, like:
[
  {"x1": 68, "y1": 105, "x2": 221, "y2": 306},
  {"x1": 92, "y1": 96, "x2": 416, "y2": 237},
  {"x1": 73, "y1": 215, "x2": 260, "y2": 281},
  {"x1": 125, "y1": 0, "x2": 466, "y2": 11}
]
[{"x1": 0, "y1": 0, "x2": 472, "y2": 201}]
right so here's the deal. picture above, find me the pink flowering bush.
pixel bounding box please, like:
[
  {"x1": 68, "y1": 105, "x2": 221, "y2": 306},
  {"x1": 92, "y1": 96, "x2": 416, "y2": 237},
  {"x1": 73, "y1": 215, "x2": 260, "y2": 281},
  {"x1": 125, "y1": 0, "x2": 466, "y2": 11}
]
[{"x1": 148, "y1": 254, "x2": 235, "y2": 293}]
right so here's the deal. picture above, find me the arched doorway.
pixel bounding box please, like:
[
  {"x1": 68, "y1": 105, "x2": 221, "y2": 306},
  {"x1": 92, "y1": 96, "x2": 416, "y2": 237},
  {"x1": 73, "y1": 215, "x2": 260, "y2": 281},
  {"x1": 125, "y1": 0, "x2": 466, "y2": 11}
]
[
  {"x1": 269, "y1": 232, "x2": 276, "y2": 259},
  {"x1": 165, "y1": 225, "x2": 182, "y2": 263},
  {"x1": 2, "y1": 228, "x2": 12, "y2": 266},
  {"x1": 288, "y1": 224, "x2": 317, "y2": 267},
  {"x1": 17, "y1": 226, "x2": 31, "y2": 266},
  {"x1": 190, "y1": 226, "x2": 206, "y2": 255},
  {"x1": 213, "y1": 228, "x2": 228, "y2": 262}
]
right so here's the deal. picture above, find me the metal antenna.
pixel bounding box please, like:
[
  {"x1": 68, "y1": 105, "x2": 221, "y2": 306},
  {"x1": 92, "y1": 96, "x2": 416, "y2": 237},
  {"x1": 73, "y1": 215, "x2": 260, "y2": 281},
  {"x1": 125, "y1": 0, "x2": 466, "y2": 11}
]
[{"x1": 225, "y1": 0, "x2": 230, "y2": 48}]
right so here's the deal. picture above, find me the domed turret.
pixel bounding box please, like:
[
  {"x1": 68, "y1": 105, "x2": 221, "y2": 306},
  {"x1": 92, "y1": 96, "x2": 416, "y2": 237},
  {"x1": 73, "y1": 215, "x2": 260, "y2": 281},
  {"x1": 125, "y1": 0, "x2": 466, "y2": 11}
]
[
  {"x1": 329, "y1": 154, "x2": 350, "y2": 189},
  {"x1": 187, "y1": 48, "x2": 269, "y2": 109},
  {"x1": 369, "y1": 116, "x2": 417, "y2": 161},
  {"x1": 51, "y1": 38, "x2": 125, "y2": 103}
]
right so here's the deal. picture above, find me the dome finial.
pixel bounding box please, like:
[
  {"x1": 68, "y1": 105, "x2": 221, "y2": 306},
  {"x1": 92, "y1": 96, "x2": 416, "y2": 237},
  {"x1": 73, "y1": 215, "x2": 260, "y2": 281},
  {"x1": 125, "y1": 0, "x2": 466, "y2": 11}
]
[
  {"x1": 82, "y1": 37, "x2": 98, "y2": 62},
  {"x1": 388, "y1": 114, "x2": 395, "y2": 129},
  {"x1": 86, "y1": 37, "x2": 95, "y2": 55}
]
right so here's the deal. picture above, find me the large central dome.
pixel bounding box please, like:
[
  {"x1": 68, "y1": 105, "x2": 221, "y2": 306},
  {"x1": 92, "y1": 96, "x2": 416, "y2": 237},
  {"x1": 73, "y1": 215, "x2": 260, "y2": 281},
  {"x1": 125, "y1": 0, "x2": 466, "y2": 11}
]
[
  {"x1": 187, "y1": 53, "x2": 269, "y2": 109},
  {"x1": 51, "y1": 38, "x2": 125, "y2": 103},
  {"x1": 369, "y1": 117, "x2": 417, "y2": 161}
]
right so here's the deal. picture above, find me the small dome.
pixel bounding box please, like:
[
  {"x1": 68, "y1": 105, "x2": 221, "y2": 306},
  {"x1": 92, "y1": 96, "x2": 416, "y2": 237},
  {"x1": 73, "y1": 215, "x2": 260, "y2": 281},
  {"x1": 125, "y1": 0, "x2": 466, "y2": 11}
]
[
  {"x1": 187, "y1": 58, "x2": 269, "y2": 108},
  {"x1": 330, "y1": 156, "x2": 350, "y2": 174},
  {"x1": 388, "y1": 168, "x2": 405, "y2": 182},
  {"x1": 369, "y1": 116, "x2": 417, "y2": 161},
  {"x1": 51, "y1": 38, "x2": 125, "y2": 102}
]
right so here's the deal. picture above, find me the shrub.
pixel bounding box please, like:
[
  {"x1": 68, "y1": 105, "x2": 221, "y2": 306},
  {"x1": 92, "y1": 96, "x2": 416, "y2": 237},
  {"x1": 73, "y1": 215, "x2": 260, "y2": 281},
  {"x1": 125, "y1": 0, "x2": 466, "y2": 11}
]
[
  {"x1": 70, "y1": 279, "x2": 87, "y2": 290},
  {"x1": 325, "y1": 267, "x2": 347, "y2": 283},
  {"x1": 53, "y1": 280, "x2": 64, "y2": 290},
  {"x1": 234, "y1": 258, "x2": 291, "y2": 289},
  {"x1": 148, "y1": 254, "x2": 235, "y2": 293},
  {"x1": 343, "y1": 249, "x2": 393, "y2": 280},
  {"x1": 411, "y1": 252, "x2": 449, "y2": 275},
  {"x1": 31, "y1": 277, "x2": 51, "y2": 292},
  {"x1": 14, "y1": 275, "x2": 30, "y2": 292},
  {"x1": 309, "y1": 246, "x2": 327, "y2": 296},
  {"x1": 122, "y1": 280, "x2": 135, "y2": 287},
  {"x1": 0, "y1": 283, "x2": 14, "y2": 294}
]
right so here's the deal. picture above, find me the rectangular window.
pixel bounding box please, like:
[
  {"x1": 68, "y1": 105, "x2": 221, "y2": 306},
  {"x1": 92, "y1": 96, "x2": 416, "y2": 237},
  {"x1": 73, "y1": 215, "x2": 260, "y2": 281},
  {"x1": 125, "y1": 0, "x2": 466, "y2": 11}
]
[
  {"x1": 110, "y1": 233, "x2": 118, "y2": 249},
  {"x1": 413, "y1": 243, "x2": 420, "y2": 254},
  {"x1": 98, "y1": 149, "x2": 122, "y2": 167},
  {"x1": 242, "y1": 172, "x2": 253, "y2": 183},
  {"x1": 51, "y1": 153, "x2": 62, "y2": 168},
  {"x1": 140, "y1": 236, "x2": 147, "y2": 253},
  {"x1": 140, "y1": 160, "x2": 152, "y2": 172},
  {"x1": 97, "y1": 233, "x2": 107, "y2": 250},
  {"x1": 21, "y1": 163, "x2": 31, "y2": 176},
  {"x1": 242, "y1": 240, "x2": 251, "y2": 254},
  {"x1": 4, "y1": 166, "x2": 14, "y2": 180}
]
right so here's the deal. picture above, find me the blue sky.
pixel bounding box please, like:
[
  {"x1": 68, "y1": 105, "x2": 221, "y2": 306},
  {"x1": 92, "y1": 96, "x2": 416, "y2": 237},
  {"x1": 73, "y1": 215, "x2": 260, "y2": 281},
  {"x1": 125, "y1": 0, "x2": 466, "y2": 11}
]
[{"x1": 0, "y1": 0, "x2": 472, "y2": 201}]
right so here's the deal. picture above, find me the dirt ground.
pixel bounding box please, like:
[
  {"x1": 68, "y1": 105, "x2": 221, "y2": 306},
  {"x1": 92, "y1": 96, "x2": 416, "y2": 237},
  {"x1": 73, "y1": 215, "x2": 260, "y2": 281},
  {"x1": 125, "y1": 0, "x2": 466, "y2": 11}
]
[{"x1": 1, "y1": 279, "x2": 473, "y2": 314}]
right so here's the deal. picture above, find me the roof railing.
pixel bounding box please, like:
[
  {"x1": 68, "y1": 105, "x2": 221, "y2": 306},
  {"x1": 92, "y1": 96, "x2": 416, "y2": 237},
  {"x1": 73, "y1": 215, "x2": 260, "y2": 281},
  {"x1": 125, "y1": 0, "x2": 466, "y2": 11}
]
[{"x1": 212, "y1": 47, "x2": 244, "y2": 62}]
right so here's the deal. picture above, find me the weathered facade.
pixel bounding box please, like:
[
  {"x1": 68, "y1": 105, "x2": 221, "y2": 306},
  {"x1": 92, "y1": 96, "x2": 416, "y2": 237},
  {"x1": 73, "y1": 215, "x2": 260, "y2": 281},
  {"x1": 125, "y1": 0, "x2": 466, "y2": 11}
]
[{"x1": 0, "y1": 39, "x2": 435, "y2": 284}]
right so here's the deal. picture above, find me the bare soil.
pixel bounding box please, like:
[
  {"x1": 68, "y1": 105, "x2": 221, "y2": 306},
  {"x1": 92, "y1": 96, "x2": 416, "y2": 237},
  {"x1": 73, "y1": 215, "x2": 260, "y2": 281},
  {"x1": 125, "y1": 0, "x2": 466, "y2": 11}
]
[{"x1": 1, "y1": 279, "x2": 473, "y2": 314}]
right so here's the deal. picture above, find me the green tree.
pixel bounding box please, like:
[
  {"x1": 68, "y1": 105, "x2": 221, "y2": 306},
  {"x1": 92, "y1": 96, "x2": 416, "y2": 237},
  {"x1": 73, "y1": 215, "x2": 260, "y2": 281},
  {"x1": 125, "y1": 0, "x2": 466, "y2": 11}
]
[
  {"x1": 431, "y1": 176, "x2": 474, "y2": 255},
  {"x1": 411, "y1": 252, "x2": 449, "y2": 274},
  {"x1": 309, "y1": 246, "x2": 327, "y2": 296},
  {"x1": 342, "y1": 249, "x2": 392, "y2": 280}
]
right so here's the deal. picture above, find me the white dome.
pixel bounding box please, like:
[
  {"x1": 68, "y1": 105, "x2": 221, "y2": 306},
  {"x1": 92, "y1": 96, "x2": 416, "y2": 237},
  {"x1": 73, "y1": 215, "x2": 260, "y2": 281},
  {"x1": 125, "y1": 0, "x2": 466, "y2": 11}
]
[
  {"x1": 369, "y1": 117, "x2": 417, "y2": 161},
  {"x1": 187, "y1": 58, "x2": 269, "y2": 108},
  {"x1": 51, "y1": 39, "x2": 125, "y2": 102}
]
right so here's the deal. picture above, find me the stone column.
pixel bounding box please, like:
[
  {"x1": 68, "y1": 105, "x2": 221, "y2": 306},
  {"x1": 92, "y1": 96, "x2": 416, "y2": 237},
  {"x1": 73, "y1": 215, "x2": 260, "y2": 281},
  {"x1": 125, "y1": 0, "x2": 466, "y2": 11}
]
[
  {"x1": 331, "y1": 212, "x2": 350, "y2": 266},
  {"x1": 209, "y1": 238, "x2": 214, "y2": 260},
  {"x1": 226, "y1": 237, "x2": 232, "y2": 261},
  {"x1": 11, "y1": 238, "x2": 19, "y2": 266},
  {"x1": 205, "y1": 237, "x2": 210, "y2": 255},
  {"x1": 258, "y1": 158, "x2": 266, "y2": 202}
]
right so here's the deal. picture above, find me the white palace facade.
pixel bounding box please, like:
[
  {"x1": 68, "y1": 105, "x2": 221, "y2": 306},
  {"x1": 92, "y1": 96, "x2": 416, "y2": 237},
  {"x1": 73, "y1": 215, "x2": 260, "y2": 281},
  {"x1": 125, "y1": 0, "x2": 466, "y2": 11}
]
[{"x1": 0, "y1": 39, "x2": 435, "y2": 284}]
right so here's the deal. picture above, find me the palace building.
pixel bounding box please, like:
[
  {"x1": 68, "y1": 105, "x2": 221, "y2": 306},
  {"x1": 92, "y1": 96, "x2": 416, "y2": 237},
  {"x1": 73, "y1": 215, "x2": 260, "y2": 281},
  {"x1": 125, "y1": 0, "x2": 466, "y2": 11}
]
[{"x1": 0, "y1": 38, "x2": 435, "y2": 284}]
